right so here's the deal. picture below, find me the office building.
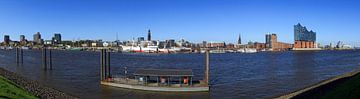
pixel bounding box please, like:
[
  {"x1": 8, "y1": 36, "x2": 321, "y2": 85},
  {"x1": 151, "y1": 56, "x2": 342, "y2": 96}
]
[
  {"x1": 165, "y1": 39, "x2": 175, "y2": 47},
  {"x1": 265, "y1": 33, "x2": 277, "y2": 48},
  {"x1": 4, "y1": 35, "x2": 10, "y2": 45},
  {"x1": 20, "y1": 35, "x2": 25, "y2": 42},
  {"x1": 266, "y1": 33, "x2": 292, "y2": 51},
  {"x1": 20, "y1": 35, "x2": 27, "y2": 45},
  {"x1": 33, "y1": 32, "x2": 42, "y2": 44},
  {"x1": 53, "y1": 33, "x2": 62, "y2": 44},
  {"x1": 137, "y1": 37, "x2": 145, "y2": 42}
]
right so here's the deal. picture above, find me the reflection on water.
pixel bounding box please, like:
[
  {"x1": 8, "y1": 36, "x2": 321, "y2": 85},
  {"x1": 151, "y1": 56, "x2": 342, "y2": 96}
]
[{"x1": 0, "y1": 50, "x2": 359, "y2": 98}]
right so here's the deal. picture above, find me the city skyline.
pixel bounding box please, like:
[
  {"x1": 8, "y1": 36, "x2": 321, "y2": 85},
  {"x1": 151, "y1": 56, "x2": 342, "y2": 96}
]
[{"x1": 1, "y1": 0, "x2": 360, "y2": 45}]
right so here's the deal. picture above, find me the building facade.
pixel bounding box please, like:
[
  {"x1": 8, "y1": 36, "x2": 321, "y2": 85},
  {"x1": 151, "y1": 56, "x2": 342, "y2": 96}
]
[
  {"x1": 265, "y1": 33, "x2": 292, "y2": 51},
  {"x1": 254, "y1": 42, "x2": 266, "y2": 51},
  {"x1": 165, "y1": 39, "x2": 175, "y2": 48},
  {"x1": 265, "y1": 34, "x2": 277, "y2": 48},
  {"x1": 294, "y1": 23, "x2": 316, "y2": 48},
  {"x1": 206, "y1": 42, "x2": 226, "y2": 48},
  {"x1": 4, "y1": 35, "x2": 10, "y2": 45},
  {"x1": 20, "y1": 35, "x2": 27, "y2": 45},
  {"x1": 33, "y1": 32, "x2": 42, "y2": 44},
  {"x1": 53, "y1": 33, "x2": 62, "y2": 44},
  {"x1": 20, "y1": 35, "x2": 25, "y2": 42},
  {"x1": 137, "y1": 37, "x2": 145, "y2": 42}
]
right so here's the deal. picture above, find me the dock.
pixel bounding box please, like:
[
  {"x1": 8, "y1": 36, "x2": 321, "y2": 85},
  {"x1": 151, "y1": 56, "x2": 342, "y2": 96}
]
[
  {"x1": 101, "y1": 69, "x2": 210, "y2": 92},
  {"x1": 99, "y1": 49, "x2": 211, "y2": 92}
]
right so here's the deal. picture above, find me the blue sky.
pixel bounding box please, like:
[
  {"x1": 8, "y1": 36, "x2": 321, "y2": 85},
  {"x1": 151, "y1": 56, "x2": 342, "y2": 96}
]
[{"x1": 0, "y1": 0, "x2": 359, "y2": 45}]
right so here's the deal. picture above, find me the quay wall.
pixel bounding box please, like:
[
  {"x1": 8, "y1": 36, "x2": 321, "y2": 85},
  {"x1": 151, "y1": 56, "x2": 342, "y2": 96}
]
[{"x1": 276, "y1": 68, "x2": 360, "y2": 99}]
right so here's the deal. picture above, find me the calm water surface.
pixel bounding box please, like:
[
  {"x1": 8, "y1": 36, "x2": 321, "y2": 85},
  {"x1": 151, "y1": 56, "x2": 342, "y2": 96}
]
[{"x1": 0, "y1": 50, "x2": 360, "y2": 99}]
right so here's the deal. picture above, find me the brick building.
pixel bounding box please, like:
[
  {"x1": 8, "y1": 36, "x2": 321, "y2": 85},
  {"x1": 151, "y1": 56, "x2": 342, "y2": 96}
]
[
  {"x1": 266, "y1": 33, "x2": 292, "y2": 51},
  {"x1": 206, "y1": 42, "x2": 226, "y2": 48}
]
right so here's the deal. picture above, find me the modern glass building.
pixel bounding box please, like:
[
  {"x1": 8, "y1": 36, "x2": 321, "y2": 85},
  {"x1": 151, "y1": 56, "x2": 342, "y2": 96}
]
[
  {"x1": 294, "y1": 23, "x2": 316, "y2": 42},
  {"x1": 54, "y1": 33, "x2": 62, "y2": 44},
  {"x1": 137, "y1": 37, "x2": 145, "y2": 42},
  {"x1": 33, "y1": 32, "x2": 42, "y2": 44},
  {"x1": 20, "y1": 35, "x2": 25, "y2": 42},
  {"x1": 265, "y1": 34, "x2": 272, "y2": 48},
  {"x1": 3, "y1": 35, "x2": 10, "y2": 45},
  {"x1": 294, "y1": 23, "x2": 317, "y2": 48}
]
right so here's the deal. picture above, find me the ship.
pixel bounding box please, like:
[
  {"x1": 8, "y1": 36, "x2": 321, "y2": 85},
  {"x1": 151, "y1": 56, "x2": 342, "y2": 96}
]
[{"x1": 237, "y1": 48, "x2": 257, "y2": 53}]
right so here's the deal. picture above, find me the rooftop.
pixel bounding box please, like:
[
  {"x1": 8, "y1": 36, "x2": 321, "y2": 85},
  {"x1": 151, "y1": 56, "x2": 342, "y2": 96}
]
[{"x1": 134, "y1": 69, "x2": 194, "y2": 77}]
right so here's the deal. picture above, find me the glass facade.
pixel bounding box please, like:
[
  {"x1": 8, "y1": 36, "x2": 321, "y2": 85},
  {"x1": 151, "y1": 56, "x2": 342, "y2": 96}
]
[
  {"x1": 54, "y1": 34, "x2": 62, "y2": 44},
  {"x1": 4, "y1": 35, "x2": 10, "y2": 44},
  {"x1": 294, "y1": 23, "x2": 316, "y2": 41},
  {"x1": 266, "y1": 34, "x2": 271, "y2": 48}
]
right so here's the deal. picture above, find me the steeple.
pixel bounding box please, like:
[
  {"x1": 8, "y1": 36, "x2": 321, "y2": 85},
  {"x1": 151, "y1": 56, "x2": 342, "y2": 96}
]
[
  {"x1": 237, "y1": 33, "x2": 241, "y2": 45},
  {"x1": 147, "y1": 29, "x2": 151, "y2": 41}
]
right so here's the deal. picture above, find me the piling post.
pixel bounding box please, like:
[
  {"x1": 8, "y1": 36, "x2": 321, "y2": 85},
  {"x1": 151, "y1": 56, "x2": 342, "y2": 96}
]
[
  {"x1": 205, "y1": 50, "x2": 210, "y2": 84},
  {"x1": 103, "y1": 49, "x2": 107, "y2": 80},
  {"x1": 16, "y1": 47, "x2": 19, "y2": 63},
  {"x1": 103, "y1": 49, "x2": 106, "y2": 80},
  {"x1": 43, "y1": 48, "x2": 47, "y2": 70},
  {"x1": 20, "y1": 48, "x2": 23, "y2": 64},
  {"x1": 49, "y1": 49, "x2": 52, "y2": 70},
  {"x1": 100, "y1": 49, "x2": 102, "y2": 81},
  {"x1": 100, "y1": 49, "x2": 104, "y2": 81},
  {"x1": 107, "y1": 51, "x2": 111, "y2": 78}
]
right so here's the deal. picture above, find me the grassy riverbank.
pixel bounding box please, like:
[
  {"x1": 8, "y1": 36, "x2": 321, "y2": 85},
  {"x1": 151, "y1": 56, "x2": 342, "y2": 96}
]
[
  {"x1": 320, "y1": 73, "x2": 360, "y2": 99},
  {"x1": 277, "y1": 69, "x2": 360, "y2": 99},
  {"x1": 0, "y1": 76, "x2": 37, "y2": 99}
]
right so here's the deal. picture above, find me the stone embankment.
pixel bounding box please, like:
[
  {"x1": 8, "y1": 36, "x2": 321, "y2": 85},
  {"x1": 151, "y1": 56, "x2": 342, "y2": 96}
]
[
  {"x1": 0, "y1": 68, "x2": 77, "y2": 99},
  {"x1": 276, "y1": 68, "x2": 360, "y2": 99}
]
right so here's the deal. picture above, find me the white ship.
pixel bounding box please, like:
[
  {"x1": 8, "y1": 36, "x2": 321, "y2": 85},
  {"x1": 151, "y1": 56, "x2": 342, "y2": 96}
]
[
  {"x1": 142, "y1": 45, "x2": 158, "y2": 53},
  {"x1": 209, "y1": 49, "x2": 226, "y2": 53},
  {"x1": 237, "y1": 48, "x2": 257, "y2": 53},
  {"x1": 121, "y1": 46, "x2": 143, "y2": 52}
]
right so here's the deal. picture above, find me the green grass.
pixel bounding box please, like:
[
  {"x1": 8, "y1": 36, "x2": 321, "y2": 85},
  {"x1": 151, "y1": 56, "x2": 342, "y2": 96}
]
[
  {"x1": 320, "y1": 74, "x2": 360, "y2": 99},
  {"x1": 0, "y1": 76, "x2": 38, "y2": 99}
]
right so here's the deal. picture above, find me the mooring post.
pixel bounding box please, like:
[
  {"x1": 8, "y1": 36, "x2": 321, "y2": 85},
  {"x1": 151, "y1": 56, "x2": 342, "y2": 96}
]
[
  {"x1": 103, "y1": 49, "x2": 107, "y2": 80},
  {"x1": 49, "y1": 49, "x2": 52, "y2": 70},
  {"x1": 43, "y1": 48, "x2": 47, "y2": 70},
  {"x1": 100, "y1": 49, "x2": 103, "y2": 81},
  {"x1": 107, "y1": 51, "x2": 111, "y2": 78},
  {"x1": 20, "y1": 48, "x2": 23, "y2": 64},
  {"x1": 16, "y1": 47, "x2": 19, "y2": 64},
  {"x1": 205, "y1": 50, "x2": 210, "y2": 84},
  {"x1": 101, "y1": 49, "x2": 105, "y2": 81}
]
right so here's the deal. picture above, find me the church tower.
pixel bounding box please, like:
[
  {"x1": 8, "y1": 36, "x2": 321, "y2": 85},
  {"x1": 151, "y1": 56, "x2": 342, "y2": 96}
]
[
  {"x1": 147, "y1": 29, "x2": 151, "y2": 41},
  {"x1": 238, "y1": 33, "x2": 242, "y2": 45}
]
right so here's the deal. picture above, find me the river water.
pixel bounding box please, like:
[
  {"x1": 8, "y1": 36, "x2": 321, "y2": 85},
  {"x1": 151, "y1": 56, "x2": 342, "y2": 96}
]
[{"x1": 0, "y1": 50, "x2": 360, "y2": 99}]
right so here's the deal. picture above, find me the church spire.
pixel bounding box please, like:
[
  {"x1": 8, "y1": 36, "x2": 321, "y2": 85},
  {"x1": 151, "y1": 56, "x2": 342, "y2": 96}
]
[
  {"x1": 238, "y1": 33, "x2": 241, "y2": 45},
  {"x1": 147, "y1": 29, "x2": 151, "y2": 41}
]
